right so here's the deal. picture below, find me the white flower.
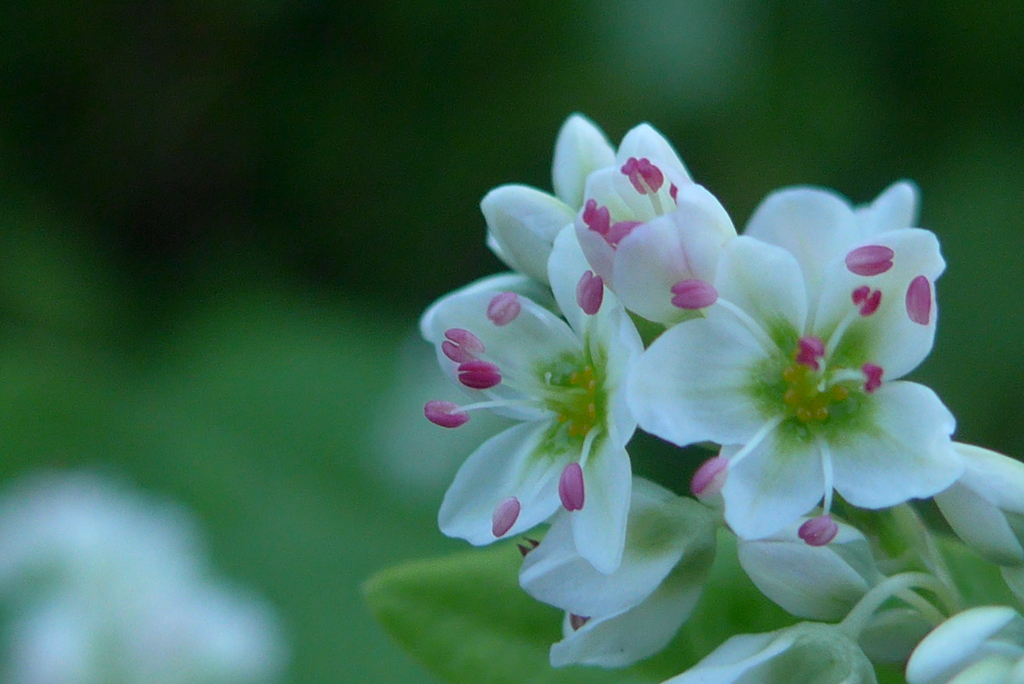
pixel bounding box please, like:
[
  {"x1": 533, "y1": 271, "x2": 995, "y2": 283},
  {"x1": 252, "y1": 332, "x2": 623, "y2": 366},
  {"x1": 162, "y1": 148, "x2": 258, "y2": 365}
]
[
  {"x1": 628, "y1": 185, "x2": 963, "y2": 540},
  {"x1": 662, "y1": 622, "x2": 877, "y2": 684},
  {"x1": 935, "y1": 443, "x2": 1024, "y2": 567},
  {"x1": 421, "y1": 226, "x2": 643, "y2": 573},
  {"x1": 737, "y1": 516, "x2": 881, "y2": 621},
  {"x1": 574, "y1": 122, "x2": 735, "y2": 325},
  {"x1": 906, "y1": 606, "x2": 1024, "y2": 684},
  {"x1": 0, "y1": 471, "x2": 288, "y2": 684},
  {"x1": 484, "y1": 114, "x2": 615, "y2": 284},
  {"x1": 519, "y1": 477, "x2": 716, "y2": 667}
]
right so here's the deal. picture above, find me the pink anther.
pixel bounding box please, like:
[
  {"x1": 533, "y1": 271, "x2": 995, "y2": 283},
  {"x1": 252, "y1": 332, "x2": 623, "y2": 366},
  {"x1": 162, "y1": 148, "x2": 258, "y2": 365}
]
[
  {"x1": 862, "y1": 364, "x2": 883, "y2": 393},
  {"x1": 492, "y1": 497, "x2": 521, "y2": 537},
  {"x1": 487, "y1": 292, "x2": 521, "y2": 326},
  {"x1": 670, "y1": 279, "x2": 718, "y2": 310},
  {"x1": 569, "y1": 614, "x2": 591, "y2": 631},
  {"x1": 621, "y1": 157, "x2": 664, "y2": 194},
  {"x1": 576, "y1": 270, "x2": 604, "y2": 315},
  {"x1": 442, "y1": 328, "x2": 484, "y2": 363},
  {"x1": 845, "y1": 245, "x2": 895, "y2": 276},
  {"x1": 605, "y1": 220, "x2": 641, "y2": 247},
  {"x1": 798, "y1": 514, "x2": 839, "y2": 547},
  {"x1": 795, "y1": 336, "x2": 826, "y2": 370},
  {"x1": 558, "y1": 462, "x2": 585, "y2": 512},
  {"x1": 669, "y1": 183, "x2": 678, "y2": 202},
  {"x1": 852, "y1": 286, "x2": 882, "y2": 316},
  {"x1": 424, "y1": 400, "x2": 470, "y2": 428},
  {"x1": 582, "y1": 199, "x2": 611, "y2": 236},
  {"x1": 906, "y1": 276, "x2": 931, "y2": 325},
  {"x1": 691, "y1": 456, "x2": 728, "y2": 498},
  {"x1": 457, "y1": 360, "x2": 502, "y2": 389}
]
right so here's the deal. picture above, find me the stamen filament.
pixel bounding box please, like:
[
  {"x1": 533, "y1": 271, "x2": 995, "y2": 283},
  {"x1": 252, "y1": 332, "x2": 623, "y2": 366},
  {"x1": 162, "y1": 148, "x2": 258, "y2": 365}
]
[
  {"x1": 819, "y1": 439, "x2": 834, "y2": 514},
  {"x1": 713, "y1": 297, "x2": 781, "y2": 355},
  {"x1": 727, "y1": 415, "x2": 784, "y2": 470}
]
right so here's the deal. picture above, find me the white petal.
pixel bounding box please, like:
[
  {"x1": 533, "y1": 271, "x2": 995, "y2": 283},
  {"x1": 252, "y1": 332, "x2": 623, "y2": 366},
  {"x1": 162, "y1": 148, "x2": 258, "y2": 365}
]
[
  {"x1": 854, "y1": 180, "x2": 919, "y2": 238},
  {"x1": 438, "y1": 421, "x2": 567, "y2": 544},
  {"x1": 548, "y1": 224, "x2": 600, "y2": 335},
  {"x1": 616, "y1": 122, "x2": 691, "y2": 181},
  {"x1": 829, "y1": 381, "x2": 961, "y2": 509},
  {"x1": 737, "y1": 518, "x2": 874, "y2": 620},
  {"x1": 587, "y1": 302, "x2": 642, "y2": 448},
  {"x1": 628, "y1": 316, "x2": 768, "y2": 448},
  {"x1": 420, "y1": 279, "x2": 581, "y2": 416},
  {"x1": 520, "y1": 477, "x2": 713, "y2": 618},
  {"x1": 662, "y1": 631, "x2": 793, "y2": 683},
  {"x1": 419, "y1": 272, "x2": 556, "y2": 338},
  {"x1": 549, "y1": 572, "x2": 703, "y2": 668},
  {"x1": 743, "y1": 186, "x2": 858, "y2": 299},
  {"x1": 813, "y1": 228, "x2": 945, "y2": 379},
  {"x1": 709, "y1": 235, "x2": 808, "y2": 346},
  {"x1": 611, "y1": 185, "x2": 735, "y2": 325},
  {"x1": 570, "y1": 437, "x2": 632, "y2": 574},
  {"x1": 953, "y1": 443, "x2": 1024, "y2": 514},
  {"x1": 935, "y1": 481, "x2": 1024, "y2": 566},
  {"x1": 906, "y1": 606, "x2": 1024, "y2": 684},
  {"x1": 720, "y1": 430, "x2": 824, "y2": 539},
  {"x1": 482, "y1": 184, "x2": 575, "y2": 284},
  {"x1": 551, "y1": 114, "x2": 615, "y2": 209}
]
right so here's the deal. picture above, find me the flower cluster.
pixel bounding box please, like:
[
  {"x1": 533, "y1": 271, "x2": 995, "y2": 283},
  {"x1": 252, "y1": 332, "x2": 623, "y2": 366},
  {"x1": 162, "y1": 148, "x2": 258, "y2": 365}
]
[
  {"x1": 0, "y1": 471, "x2": 288, "y2": 684},
  {"x1": 418, "y1": 114, "x2": 1024, "y2": 683}
]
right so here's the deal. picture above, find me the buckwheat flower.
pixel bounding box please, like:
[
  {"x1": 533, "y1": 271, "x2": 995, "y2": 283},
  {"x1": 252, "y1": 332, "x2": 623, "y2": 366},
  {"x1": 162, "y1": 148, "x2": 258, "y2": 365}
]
[
  {"x1": 663, "y1": 622, "x2": 877, "y2": 684},
  {"x1": 519, "y1": 477, "x2": 716, "y2": 667},
  {"x1": 421, "y1": 226, "x2": 643, "y2": 573},
  {"x1": 484, "y1": 114, "x2": 615, "y2": 284},
  {"x1": 574, "y1": 123, "x2": 735, "y2": 325},
  {"x1": 737, "y1": 516, "x2": 881, "y2": 621},
  {"x1": 906, "y1": 606, "x2": 1024, "y2": 684},
  {"x1": 628, "y1": 186, "x2": 963, "y2": 540}
]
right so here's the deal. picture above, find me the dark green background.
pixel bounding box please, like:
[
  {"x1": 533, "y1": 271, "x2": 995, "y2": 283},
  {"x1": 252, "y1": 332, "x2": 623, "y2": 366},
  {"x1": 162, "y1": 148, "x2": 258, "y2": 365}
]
[{"x1": 0, "y1": 1, "x2": 1021, "y2": 681}]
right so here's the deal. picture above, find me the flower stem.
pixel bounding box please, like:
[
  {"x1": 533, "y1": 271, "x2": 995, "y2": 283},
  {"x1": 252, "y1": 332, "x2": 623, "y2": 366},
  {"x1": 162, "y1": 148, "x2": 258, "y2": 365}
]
[{"x1": 839, "y1": 572, "x2": 952, "y2": 639}]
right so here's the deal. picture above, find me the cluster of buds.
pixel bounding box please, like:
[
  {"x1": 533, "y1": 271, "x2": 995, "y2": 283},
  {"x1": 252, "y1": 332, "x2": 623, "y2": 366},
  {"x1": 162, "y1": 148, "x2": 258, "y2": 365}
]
[{"x1": 418, "y1": 114, "x2": 1023, "y2": 682}]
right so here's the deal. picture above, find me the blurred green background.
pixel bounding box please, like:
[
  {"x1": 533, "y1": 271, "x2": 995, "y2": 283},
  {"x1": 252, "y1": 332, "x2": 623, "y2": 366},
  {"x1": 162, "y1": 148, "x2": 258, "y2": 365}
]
[{"x1": 0, "y1": 1, "x2": 1022, "y2": 681}]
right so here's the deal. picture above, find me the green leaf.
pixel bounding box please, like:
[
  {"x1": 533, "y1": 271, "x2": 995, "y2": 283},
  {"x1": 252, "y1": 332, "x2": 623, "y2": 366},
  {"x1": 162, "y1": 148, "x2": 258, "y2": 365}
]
[
  {"x1": 364, "y1": 541, "x2": 651, "y2": 684},
  {"x1": 365, "y1": 531, "x2": 800, "y2": 684}
]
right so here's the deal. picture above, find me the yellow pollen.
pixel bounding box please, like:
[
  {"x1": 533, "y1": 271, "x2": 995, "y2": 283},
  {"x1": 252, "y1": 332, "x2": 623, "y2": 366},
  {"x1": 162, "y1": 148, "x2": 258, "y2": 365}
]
[
  {"x1": 779, "y1": 358, "x2": 850, "y2": 425},
  {"x1": 553, "y1": 365, "x2": 600, "y2": 438}
]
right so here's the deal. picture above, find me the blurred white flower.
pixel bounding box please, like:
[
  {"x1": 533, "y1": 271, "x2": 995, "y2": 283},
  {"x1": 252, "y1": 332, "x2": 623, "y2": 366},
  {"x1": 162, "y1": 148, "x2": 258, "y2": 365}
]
[{"x1": 0, "y1": 471, "x2": 288, "y2": 684}]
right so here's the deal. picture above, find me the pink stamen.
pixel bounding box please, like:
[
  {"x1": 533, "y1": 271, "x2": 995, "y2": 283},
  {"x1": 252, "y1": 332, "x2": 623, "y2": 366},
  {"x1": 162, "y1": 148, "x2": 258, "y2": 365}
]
[
  {"x1": 795, "y1": 336, "x2": 826, "y2": 370},
  {"x1": 582, "y1": 199, "x2": 610, "y2": 236},
  {"x1": 906, "y1": 276, "x2": 931, "y2": 325},
  {"x1": 457, "y1": 360, "x2": 502, "y2": 389},
  {"x1": 576, "y1": 270, "x2": 604, "y2": 315},
  {"x1": 621, "y1": 157, "x2": 664, "y2": 194},
  {"x1": 852, "y1": 286, "x2": 882, "y2": 316},
  {"x1": 487, "y1": 292, "x2": 521, "y2": 326},
  {"x1": 691, "y1": 457, "x2": 728, "y2": 498},
  {"x1": 569, "y1": 614, "x2": 591, "y2": 631},
  {"x1": 798, "y1": 514, "x2": 839, "y2": 547},
  {"x1": 424, "y1": 400, "x2": 470, "y2": 428},
  {"x1": 670, "y1": 279, "x2": 718, "y2": 309},
  {"x1": 492, "y1": 497, "x2": 521, "y2": 537},
  {"x1": 862, "y1": 364, "x2": 883, "y2": 393},
  {"x1": 558, "y1": 462, "x2": 585, "y2": 512},
  {"x1": 845, "y1": 245, "x2": 895, "y2": 276},
  {"x1": 442, "y1": 328, "x2": 484, "y2": 363},
  {"x1": 605, "y1": 220, "x2": 641, "y2": 247}
]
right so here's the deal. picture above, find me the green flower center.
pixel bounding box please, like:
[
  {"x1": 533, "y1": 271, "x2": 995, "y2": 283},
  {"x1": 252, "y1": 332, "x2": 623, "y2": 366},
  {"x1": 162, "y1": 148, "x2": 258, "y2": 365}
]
[{"x1": 781, "y1": 360, "x2": 851, "y2": 424}]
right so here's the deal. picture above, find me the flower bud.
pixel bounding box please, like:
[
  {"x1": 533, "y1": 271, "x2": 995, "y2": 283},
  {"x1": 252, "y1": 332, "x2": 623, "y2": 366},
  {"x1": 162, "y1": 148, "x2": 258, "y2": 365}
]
[
  {"x1": 906, "y1": 606, "x2": 1024, "y2": 684},
  {"x1": 662, "y1": 623, "x2": 877, "y2": 684},
  {"x1": 934, "y1": 443, "x2": 1024, "y2": 567}
]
